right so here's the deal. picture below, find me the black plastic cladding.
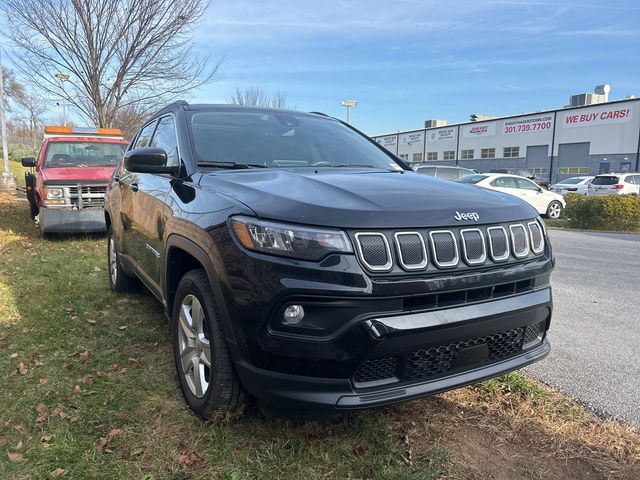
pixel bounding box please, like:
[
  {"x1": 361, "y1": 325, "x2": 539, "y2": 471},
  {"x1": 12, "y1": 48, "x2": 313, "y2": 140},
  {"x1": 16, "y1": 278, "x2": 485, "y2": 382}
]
[{"x1": 351, "y1": 220, "x2": 545, "y2": 275}]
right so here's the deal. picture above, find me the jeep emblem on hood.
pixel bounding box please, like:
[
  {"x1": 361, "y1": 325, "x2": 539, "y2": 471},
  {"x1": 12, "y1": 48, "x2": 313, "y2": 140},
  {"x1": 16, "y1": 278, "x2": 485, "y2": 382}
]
[{"x1": 454, "y1": 211, "x2": 480, "y2": 222}]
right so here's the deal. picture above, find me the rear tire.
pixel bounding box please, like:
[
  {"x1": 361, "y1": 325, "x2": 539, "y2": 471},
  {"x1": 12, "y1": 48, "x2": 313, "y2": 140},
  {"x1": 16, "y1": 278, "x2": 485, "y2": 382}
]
[
  {"x1": 107, "y1": 227, "x2": 137, "y2": 292},
  {"x1": 172, "y1": 269, "x2": 246, "y2": 420},
  {"x1": 546, "y1": 201, "x2": 563, "y2": 219}
]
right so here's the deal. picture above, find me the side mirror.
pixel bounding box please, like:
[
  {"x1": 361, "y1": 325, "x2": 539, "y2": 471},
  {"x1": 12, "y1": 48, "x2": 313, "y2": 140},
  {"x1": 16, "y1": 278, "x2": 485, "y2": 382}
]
[
  {"x1": 21, "y1": 157, "x2": 37, "y2": 167},
  {"x1": 124, "y1": 147, "x2": 177, "y2": 175}
]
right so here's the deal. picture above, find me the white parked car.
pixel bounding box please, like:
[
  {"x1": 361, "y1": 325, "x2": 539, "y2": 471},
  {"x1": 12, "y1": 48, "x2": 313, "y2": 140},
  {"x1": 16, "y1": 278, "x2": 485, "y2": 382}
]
[
  {"x1": 550, "y1": 176, "x2": 594, "y2": 196},
  {"x1": 458, "y1": 173, "x2": 566, "y2": 219},
  {"x1": 587, "y1": 173, "x2": 640, "y2": 196}
]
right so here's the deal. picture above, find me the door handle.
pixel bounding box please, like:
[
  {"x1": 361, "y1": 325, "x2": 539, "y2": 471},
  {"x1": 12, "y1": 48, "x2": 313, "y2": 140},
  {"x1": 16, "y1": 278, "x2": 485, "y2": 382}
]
[{"x1": 129, "y1": 182, "x2": 139, "y2": 192}]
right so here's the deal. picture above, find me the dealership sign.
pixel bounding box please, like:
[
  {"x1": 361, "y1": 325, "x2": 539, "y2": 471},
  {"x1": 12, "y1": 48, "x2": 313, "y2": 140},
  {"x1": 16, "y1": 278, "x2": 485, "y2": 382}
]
[
  {"x1": 400, "y1": 132, "x2": 424, "y2": 144},
  {"x1": 428, "y1": 127, "x2": 456, "y2": 142},
  {"x1": 379, "y1": 135, "x2": 397, "y2": 146},
  {"x1": 503, "y1": 115, "x2": 553, "y2": 134},
  {"x1": 562, "y1": 107, "x2": 633, "y2": 128},
  {"x1": 462, "y1": 123, "x2": 496, "y2": 138}
]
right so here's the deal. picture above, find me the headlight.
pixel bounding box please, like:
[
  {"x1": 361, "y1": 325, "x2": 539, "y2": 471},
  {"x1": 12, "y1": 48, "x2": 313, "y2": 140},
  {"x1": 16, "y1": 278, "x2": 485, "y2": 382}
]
[
  {"x1": 230, "y1": 216, "x2": 353, "y2": 260},
  {"x1": 45, "y1": 188, "x2": 64, "y2": 199}
]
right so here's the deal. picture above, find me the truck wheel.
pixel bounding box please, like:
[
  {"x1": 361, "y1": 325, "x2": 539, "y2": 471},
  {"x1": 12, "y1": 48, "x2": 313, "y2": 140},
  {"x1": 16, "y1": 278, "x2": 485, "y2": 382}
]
[
  {"x1": 172, "y1": 269, "x2": 246, "y2": 420},
  {"x1": 546, "y1": 201, "x2": 563, "y2": 219},
  {"x1": 107, "y1": 227, "x2": 137, "y2": 292}
]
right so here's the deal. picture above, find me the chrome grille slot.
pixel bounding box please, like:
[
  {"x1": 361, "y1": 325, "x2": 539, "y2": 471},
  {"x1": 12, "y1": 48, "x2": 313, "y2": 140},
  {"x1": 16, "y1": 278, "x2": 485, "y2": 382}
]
[
  {"x1": 354, "y1": 233, "x2": 392, "y2": 271},
  {"x1": 509, "y1": 224, "x2": 530, "y2": 259},
  {"x1": 68, "y1": 184, "x2": 106, "y2": 209},
  {"x1": 429, "y1": 230, "x2": 459, "y2": 268},
  {"x1": 527, "y1": 221, "x2": 544, "y2": 255},
  {"x1": 460, "y1": 228, "x2": 486, "y2": 266},
  {"x1": 487, "y1": 226, "x2": 509, "y2": 262},
  {"x1": 393, "y1": 232, "x2": 427, "y2": 270}
]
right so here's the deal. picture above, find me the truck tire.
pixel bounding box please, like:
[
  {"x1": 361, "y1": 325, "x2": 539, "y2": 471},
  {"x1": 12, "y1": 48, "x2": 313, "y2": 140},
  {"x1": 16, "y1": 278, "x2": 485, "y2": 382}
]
[
  {"x1": 546, "y1": 201, "x2": 563, "y2": 219},
  {"x1": 172, "y1": 269, "x2": 246, "y2": 420},
  {"x1": 107, "y1": 227, "x2": 137, "y2": 292}
]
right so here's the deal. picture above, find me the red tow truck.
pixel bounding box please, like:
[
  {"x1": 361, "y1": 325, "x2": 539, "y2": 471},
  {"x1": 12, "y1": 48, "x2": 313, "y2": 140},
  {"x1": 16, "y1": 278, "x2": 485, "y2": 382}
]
[{"x1": 21, "y1": 126, "x2": 128, "y2": 235}]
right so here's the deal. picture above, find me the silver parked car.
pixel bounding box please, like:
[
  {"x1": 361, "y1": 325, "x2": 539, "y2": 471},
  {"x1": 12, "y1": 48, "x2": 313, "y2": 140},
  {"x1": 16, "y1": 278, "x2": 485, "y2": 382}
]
[{"x1": 549, "y1": 176, "x2": 594, "y2": 196}]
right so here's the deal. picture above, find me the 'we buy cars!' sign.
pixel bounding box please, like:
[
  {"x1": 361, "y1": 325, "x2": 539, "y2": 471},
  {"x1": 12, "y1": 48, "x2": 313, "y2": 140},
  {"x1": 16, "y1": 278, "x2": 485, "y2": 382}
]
[{"x1": 562, "y1": 106, "x2": 633, "y2": 128}]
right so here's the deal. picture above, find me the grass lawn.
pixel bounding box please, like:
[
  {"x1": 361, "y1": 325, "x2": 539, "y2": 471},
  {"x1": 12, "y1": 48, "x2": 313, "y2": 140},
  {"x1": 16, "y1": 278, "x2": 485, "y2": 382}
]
[{"x1": 1, "y1": 191, "x2": 639, "y2": 480}]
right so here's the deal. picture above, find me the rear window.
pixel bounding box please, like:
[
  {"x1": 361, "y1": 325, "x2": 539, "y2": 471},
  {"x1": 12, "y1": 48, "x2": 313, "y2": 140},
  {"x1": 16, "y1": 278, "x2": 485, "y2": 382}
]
[
  {"x1": 417, "y1": 167, "x2": 437, "y2": 176},
  {"x1": 557, "y1": 177, "x2": 584, "y2": 185},
  {"x1": 44, "y1": 141, "x2": 126, "y2": 168},
  {"x1": 591, "y1": 176, "x2": 620, "y2": 186},
  {"x1": 437, "y1": 168, "x2": 459, "y2": 180},
  {"x1": 457, "y1": 174, "x2": 487, "y2": 184}
]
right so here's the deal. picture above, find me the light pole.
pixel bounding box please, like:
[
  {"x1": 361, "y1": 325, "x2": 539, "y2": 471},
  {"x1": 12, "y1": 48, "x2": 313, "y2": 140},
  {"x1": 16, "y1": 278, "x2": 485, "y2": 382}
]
[
  {"x1": 340, "y1": 100, "x2": 357, "y2": 124},
  {"x1": 0, "y1": 48, "x2": 16, "y2": 190},
  {"x1": 54, "y1": 72, "x2": 70, "y2": 124}
]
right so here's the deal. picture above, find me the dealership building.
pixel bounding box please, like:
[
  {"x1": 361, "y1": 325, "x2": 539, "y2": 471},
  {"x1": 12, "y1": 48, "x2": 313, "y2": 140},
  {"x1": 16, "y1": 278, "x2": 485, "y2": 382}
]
[{"x1": 371, "y1": 87, "x2": 640, "y2": 183}]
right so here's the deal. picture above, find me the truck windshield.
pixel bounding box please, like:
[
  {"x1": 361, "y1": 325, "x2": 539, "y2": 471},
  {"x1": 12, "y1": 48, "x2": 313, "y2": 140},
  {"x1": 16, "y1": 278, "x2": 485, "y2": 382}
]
[
  {"x1": 188, "y1": 110, "x2": 404, "y2": 170},
  {"x1": 43, "y1": 142, "x2": 126, "y2": 168}
]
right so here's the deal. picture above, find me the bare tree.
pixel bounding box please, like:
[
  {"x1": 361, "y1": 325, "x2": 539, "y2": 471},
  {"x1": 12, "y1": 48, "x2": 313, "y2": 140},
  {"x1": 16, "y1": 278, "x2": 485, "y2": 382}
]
[
  {"x1": 2, "y1": 0, "x2": 217, "y2": 128},
  {"x1": 0, "y1": 66, "x2": 26, "y2": 112},
  {"x1": 228, "y1": 86, "x2": 295, "y2": 109},
  {"x1": 14, "y1": 91, "x2": 47, "y2": 148}
]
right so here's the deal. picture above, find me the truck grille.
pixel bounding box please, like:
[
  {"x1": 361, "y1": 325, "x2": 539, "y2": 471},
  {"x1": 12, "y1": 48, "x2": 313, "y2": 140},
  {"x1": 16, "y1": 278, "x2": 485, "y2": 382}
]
[
  {"x1": 353, "y1": 220, "x2": 545, "y2": 273},
  {"x1": 353, "y1": 322, "x2": 545, "y2": 387},
  {"x1": 69, "y1": 185, "x2": 107, "y2": 208}
]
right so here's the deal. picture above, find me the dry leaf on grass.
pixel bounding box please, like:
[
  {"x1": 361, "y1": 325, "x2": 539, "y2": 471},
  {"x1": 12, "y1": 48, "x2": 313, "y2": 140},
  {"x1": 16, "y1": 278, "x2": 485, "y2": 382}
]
[
  {"x1": 51, "y1": 467, "x2": 65, "y2": 477},
  {"x1": 8, "y1": 452, "x2": 24, "y2": 463},
  {"x1": 18, "y1": 361, "x2": 28, "y2": 375},
  {"x1": 36, "y1": 403, "x2": 48, "y2": 425},
  {"x1": 177, "y1": 441, "x2": 205, "y2": 469},
  {"x1": 86, "y1": 319, "x2": 97, "y2": 325},
  {"x1": 9, "y1": 352, "x2": 19, "y2": 359},
  {"x1": 98, "y1": 428, "x2": 124, "y2": 453},
  {"x1": 39, "y1": 378, "x2": 49, "y2": 385},
  {"x1": 73, "y1": 385, "x2": 81, "y2": 395},
  {"x1": 118, "y1": 325, "x2": 128, "y2": 331}
]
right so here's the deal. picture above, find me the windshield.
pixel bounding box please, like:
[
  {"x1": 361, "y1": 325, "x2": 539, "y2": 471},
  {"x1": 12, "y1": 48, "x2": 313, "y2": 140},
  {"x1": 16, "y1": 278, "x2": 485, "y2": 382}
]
[
  {"x1": 457, "y1": 174, "x2": 487, "y2": 184},
  {"x1": 591, "y1": 176, "x2": 619, "y2": 186},
  {"x1": 43, "y1": 141, "x2": 126, "y2": 168},
  {"x1": 557, "y1": 177, "x2": 585, "y2": 185},
  {"x1": 188, "y1": 110, "x2": 403, "y2": 170}
]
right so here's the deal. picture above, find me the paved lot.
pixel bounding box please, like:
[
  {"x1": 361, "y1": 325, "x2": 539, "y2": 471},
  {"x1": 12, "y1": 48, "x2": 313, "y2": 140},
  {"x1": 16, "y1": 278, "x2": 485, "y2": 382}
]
[{"x1": 525, "y1": 229, "x2": 640, "y2": 427}]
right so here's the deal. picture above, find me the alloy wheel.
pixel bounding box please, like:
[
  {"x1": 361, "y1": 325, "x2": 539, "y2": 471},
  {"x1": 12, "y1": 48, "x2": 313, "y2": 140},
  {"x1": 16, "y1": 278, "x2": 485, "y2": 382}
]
[
  {"x1": 548, "y1": 202, "x2": 562, "y2": 219},
  {"x1": 177, "y1": 294, "x2": 211, "y2": 398}
]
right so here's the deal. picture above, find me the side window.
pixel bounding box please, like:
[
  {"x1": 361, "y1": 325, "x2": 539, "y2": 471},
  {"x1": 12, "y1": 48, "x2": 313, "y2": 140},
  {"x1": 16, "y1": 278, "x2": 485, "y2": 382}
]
[
  {"x1": 417, "y1": 167, "x2": 436, "y2": 176},
  {"x1": 133, "y1": 121, "x2": 158, "y2": 149},
  {"x1": 437, "y1": 168, "x2": 459, "y2": 180},
  {"x1": 150, "y1": 116, "x2": 179, "y2": 166},
  {"x1": 491, "y1": 177, "x2": 517, "y2": 188},
  {"x1": 515, "y1": 178, "x2": 540, "y2": 191}
]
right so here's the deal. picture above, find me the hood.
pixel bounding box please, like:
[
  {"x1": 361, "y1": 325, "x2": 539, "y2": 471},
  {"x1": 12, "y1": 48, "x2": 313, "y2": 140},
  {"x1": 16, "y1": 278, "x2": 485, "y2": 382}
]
[
  {"x1": 42, "y1": 166, "x2": 116, "y2": 183},
  {"x1": 198, "y1": 168, "x2": 538, "y2": 228}
]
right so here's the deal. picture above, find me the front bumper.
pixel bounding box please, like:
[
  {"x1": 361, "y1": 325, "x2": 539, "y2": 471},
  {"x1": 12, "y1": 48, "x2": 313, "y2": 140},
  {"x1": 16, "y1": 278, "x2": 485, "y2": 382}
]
[
  {"x1": 234, "y1": 288, "x2": 552, "y2": 412},
  {"x1": 39, "y1": 207, "x2": 106, "y2": 233}
]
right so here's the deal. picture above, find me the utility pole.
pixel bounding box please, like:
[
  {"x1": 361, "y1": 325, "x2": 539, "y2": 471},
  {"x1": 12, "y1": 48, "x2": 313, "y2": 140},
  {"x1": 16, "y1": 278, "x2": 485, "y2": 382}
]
[{"x1": 0, "y1": 48, "x2": 17, "y2": 190}]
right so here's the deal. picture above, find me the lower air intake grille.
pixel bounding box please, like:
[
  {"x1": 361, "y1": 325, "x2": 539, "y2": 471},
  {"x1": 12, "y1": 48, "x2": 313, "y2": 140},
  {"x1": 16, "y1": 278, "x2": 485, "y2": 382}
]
[
  {"x1": 353, "y1": 324, "x2": 542, "y2": 387},
  {"x1": 353, "y1": 357, "x2": 398, "y2": 384}
]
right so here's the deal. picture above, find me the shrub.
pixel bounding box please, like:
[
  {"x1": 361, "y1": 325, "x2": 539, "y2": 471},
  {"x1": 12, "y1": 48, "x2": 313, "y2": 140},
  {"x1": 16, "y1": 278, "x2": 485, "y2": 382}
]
[
  {"x1": 8, "y1": 144, "x2": 38, "y2": 163},
  {"x1": 564, "y1": 193, "x2": 640, "y2": 231}
]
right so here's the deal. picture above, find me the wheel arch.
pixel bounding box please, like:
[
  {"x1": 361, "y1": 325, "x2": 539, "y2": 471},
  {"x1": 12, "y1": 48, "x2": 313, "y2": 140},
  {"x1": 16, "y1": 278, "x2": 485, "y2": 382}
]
[{"x1": 164, "y1": 235, "x2": 239, "y2": 348}]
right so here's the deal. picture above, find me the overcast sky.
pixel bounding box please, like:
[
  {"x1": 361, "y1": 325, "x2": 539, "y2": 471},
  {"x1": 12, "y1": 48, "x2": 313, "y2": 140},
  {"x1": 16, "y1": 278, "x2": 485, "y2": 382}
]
[{"x1": 193, "y1": 0, "x2": 640, "y2": 135}]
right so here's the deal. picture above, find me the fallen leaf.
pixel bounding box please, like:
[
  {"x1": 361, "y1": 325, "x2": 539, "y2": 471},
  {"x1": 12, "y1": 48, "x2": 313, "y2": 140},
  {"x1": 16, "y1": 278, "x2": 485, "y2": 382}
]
[
  {"x1": 79, "y1": 350, "x2": 90, "y2": 359},
  {"x1": 8, "y1": 452, "x2": 24, "y2": 463},
  {"x1": 73, "y1": 385, "x2": 81, "y2": 395},
  {"x1": 93, "y1": 266, "x2": 101, "y2": 272},
  {"x1": 18, "y1": 362, "x2": 28, "y2": 375},
  {"x1": 81, "y1": 374, "x2": 93, "y2": 384},
  {"x1": 69, "y1": 416, "x2": 79, "y2": 423},
  {"x1": 119, "y1": 368, "x2": 128, "y2": 374},
  {"x1": 52, "y1": 405, "x2": 66, "y2": 419},
  {"x1": 86, "y1": 319, "x2": 97, "y2": 325},
  {"x1": 9, "y1": 352, "x2": 18, "y2": 359},
  {"x1": 64, "y1": 308, "x2": 75, "y2": 314},
  {"x1": 51, "y1": 467, "x2": 65, "y2": 478},
  {"x1": 128, "y1": 358, "x2": 140, "y2": 365},
  {"x1": 98, "y1": 428, "x2": 124, "y2": 452},
  {"x1": 39, "y1": 378, "x2": 49, "y2": 385},
  {"x1": 15, "y1": 440, "x2": 24, "y2": 450},
  {"x1": 118, "y1": 325, "x2": 128, "y2": 331},
  {"x1": 41, "y1": 433, "x2": 53, "y2": 442}
]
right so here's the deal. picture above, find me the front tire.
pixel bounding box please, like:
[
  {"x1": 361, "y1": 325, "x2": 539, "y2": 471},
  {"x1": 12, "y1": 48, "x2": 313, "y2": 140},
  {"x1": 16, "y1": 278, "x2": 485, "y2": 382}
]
[
  {"x1": 172, "y1": 269, "x2": 246, "y2": 420},
  {"x1": 546, "y1": 200, "x2": 563, "y2": 219},
  {"x1": 107, "y1": 227, "x2": 137, "y2": 292}
]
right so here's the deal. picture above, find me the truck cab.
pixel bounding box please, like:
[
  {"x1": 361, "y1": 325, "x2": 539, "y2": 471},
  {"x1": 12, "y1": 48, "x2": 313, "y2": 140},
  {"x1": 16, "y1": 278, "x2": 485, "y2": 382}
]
[{"x1": 21, "y1": 126, "x2": 128, "y2": 235}]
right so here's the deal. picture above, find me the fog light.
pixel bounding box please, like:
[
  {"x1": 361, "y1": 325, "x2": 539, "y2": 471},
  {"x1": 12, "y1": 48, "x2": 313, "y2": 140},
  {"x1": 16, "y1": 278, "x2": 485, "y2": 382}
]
[{"x1": 283, "y1": 305, "x2": 305, "y2": 325}]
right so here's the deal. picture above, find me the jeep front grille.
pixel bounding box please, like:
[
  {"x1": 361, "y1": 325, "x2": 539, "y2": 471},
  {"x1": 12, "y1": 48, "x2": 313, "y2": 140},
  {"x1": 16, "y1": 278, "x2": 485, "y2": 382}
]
[
  {"x1": 353, "y1": 321, "x2": 546, "y2": 388},
  {"x1": 353, "y1": 220, "x2": 545, "y2": 273}
]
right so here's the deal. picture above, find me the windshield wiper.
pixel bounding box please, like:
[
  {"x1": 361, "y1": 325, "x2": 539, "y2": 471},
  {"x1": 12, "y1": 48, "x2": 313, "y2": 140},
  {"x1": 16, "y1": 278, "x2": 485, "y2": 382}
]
[
  {"x1": 322, "y1": 163, "x2": 377, "y2": 168},
  {"x1": 198, "y1": 161, "x2": 267, "y2": 169}
]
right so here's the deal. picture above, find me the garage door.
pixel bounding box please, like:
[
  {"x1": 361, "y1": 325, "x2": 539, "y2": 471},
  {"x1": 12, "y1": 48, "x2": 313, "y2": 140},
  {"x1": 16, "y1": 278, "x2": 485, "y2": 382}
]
[{"x1": 557, "y1": 142, "x2": 590, "y2": 180}]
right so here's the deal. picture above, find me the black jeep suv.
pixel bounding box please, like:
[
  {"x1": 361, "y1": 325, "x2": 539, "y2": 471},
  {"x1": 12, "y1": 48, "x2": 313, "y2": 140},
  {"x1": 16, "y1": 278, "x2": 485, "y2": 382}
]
[{"x1": 105, "y1": 102, "x2": 553, "y2": 419}]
